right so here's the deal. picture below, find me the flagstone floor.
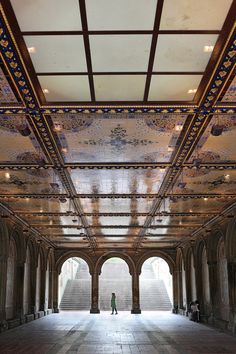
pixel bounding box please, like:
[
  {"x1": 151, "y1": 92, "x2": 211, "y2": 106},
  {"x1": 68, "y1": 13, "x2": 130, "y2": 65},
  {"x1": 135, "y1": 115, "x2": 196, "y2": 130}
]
[{"x1": 0, "y1": 311, "x2": 236, "y2": 354}]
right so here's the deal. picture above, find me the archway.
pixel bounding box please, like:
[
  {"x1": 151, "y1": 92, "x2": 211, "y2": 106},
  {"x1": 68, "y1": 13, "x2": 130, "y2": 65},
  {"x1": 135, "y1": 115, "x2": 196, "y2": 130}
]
[
  {"x1": 59, "y1": 257, "x2": 91, "y2": 311},
  {"x1": 99, "y1": 257, "x2": 132, "y2": 311},
  {"x1": 140, "y1": 257, "x2": 172, "y2": 311}
]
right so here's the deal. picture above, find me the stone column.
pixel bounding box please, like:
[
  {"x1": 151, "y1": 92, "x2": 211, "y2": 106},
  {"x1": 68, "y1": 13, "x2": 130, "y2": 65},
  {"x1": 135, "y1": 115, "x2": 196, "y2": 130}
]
[
  {"x1": 15, "y1": 262, "x2": 25, "y2": 323},
  {"x1": 30, "y1": 264, "x2": 37, "y2": 314},
  {"x1": 90, "y1": 272, "x2": 100, "y2": 313},
  {"x1": 52, "y1": 270, "x2": 59, "y2": 313},
  {"x1": 48, "y1": 269, "x2": 53, "y2": 310},
  {"x1": 131, "y1": 272, "x2": 141, "y2": 314},
  {"x1": 0, "y1": 257, "x2": 8, "y2": 332},
  {"x1": 208, "y1": 261, "x2": 218, "y2": 323},
  {"x1": 40, "y1": 267, "x2": 46, "y2": 312},
  {"x1": 172, "y1": 269, "x2": 179, "y2": 313},
  {"x1": 227, "y1": 260, "x2": 236, "y2": 334}
]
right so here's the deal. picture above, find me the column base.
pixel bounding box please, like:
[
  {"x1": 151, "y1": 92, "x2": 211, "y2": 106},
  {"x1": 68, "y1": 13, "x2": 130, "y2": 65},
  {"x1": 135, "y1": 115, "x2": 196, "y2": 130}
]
[
  {"x1": 90, "y1": 308, "x2": 100, "y2": 314},
  {"x1": 131, "y1": 309, "x2": 141, "y2": 314}
]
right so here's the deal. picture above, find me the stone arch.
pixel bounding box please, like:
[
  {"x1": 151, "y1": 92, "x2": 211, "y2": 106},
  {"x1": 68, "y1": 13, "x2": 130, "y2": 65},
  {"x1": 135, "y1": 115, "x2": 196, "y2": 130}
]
[
  {"x1": 9, "y1": 227, "x2": 25, "y2": 264},
  {"x1": 207, "y1": 227, "x2": 224, "y2": 263},
  {"x1": 0, "y1": 220, "x2": 9, "y2": 258},
  {"x1": 136, "y1": 250, "x2": 175, "y2": 275},
  {"x1": 56, "y1": 251, "x2": 94, "y2": 275},
  {"x1": 225, "y1": 217, "x2": 236, "y2": 261},
  {"x1": 95, "y1": 252, "x2": 135, "y2": 275}
]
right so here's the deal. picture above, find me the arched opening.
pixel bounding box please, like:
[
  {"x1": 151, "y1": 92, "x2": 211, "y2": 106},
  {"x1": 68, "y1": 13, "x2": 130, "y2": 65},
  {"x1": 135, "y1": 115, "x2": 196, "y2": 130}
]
[
  {"x1": 99, "y1": 257, "x2": 132, "y2": 311},
  {"x1": 59, "y1": 257, "x2": 91, "y2": 310},
  {"x1": 182, "y1": 259, "x2": 187, "y2": 310},
  {"x1": 5, "y1": 238, "x2": 17, "y2": 320},
  {"x1": 140, "y1": 257, "x2": 172, "y2": 311}
]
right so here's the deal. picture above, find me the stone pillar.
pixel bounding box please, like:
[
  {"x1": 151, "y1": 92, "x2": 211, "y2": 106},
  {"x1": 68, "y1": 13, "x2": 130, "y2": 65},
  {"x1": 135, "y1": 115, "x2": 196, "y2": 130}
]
[
  {"x1": 48, "y1": 269, "x2": 53, "y2": 310},
  {"x1": 15, "y1": 262, "x2": 25, "y2": 323},
  {"x1": 0, "y1": 257, "x2": 8, "y2": 331},
  {"x1": 30, "y1": 264, "x2": 37, "y2": 314},
  {"x1": 131, "y1": 272, "x2": 141, "y2": 314},
  {"x1": 227, "y1": 260, "x2": 236, "y2": 334},
  {"x1": 40, "y1": 267, "x2": 46, "y2": 312},
  {"x1": 208, "y1": 261, "x2": 218, "y2": 323},
  {"x1": 172, "y1": 270, "x2": 179, "y2": 313},
  {"x1": 90, "y1": 272, "x2": 100, "y2": 313},
  {"x1": 52, "y1": 270, "x2": 59, "y2": 313}
]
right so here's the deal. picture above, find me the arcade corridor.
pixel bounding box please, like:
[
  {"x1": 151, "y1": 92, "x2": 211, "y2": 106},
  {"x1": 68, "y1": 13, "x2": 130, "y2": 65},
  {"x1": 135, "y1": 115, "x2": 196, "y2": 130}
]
[{"x1": 0, "y1": 311, "x2": 236, "y2": 354}]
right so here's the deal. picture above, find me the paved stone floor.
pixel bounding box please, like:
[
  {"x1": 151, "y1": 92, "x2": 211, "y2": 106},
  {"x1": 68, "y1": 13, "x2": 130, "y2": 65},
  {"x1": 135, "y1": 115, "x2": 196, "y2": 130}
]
[{"x1": 0, "y1": 311, "x2": 236, "y2": 354}]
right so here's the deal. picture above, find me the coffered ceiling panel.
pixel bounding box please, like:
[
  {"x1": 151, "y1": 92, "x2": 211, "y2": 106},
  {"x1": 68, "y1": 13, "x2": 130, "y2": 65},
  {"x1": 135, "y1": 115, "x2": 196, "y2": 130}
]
[
  {"x1": 38, "y1": 76, "x2": 91, "y2": 101},
  {"x1": 52, "y1": 114, "x2": 187, "y2": 162},
  {"x1": 90, "y1": 35, "x2": 152, "y2": 71},
  {"x1": 93, "y1": 75, "x2": 146, "y2": 101},
  {"x1": 0, "y1": 68, "x2": 17, "y2": 103},
  {"x1": 189, "y1": 115, "x2": 236, "y2": 163},
  {"x1": 153, "y1": 35, "x2": 218, "y2": 72},
  {"x1": 149, "y1": 75, "x2": 202, "y2": 101},
  {"x1": 24, "y1": 36, "x2": 87, "y2": 73},
  {"x1": 222, "y1": 77, "x2": 236, "y2": 102},
  {"x1": 0, "y1": 169, "x2": 65, "y2": 194},
  {"x1": 2, "y1": 198, "x2": 71, "y2": 214},
  {"x1": 86, "y1": 215, "x2": 147, "y2": 227},
  {"x1": 0, "y1": 116, "x2": 47, "y2": 163},
  {"x1": 160, "y1": 0, "x2": 233, "y2": 30},
  {"x1": 173, "y1": 169, "x2": 236, "y2": 195},
  {"x1": 10, "y1": 0, "x2": 82, "y2": 31},
  {"x1": 79, "y1": 198, "x2": 154, "y2": 214},
  {"x1": 168, "y1": 198, "x2": 231, "y2": 214},
  {"x1": 86, "y1": 0, "x2": 157, "y2": 30},
  {"x1": 70, "y1": 169, "x2": 165, "y2": 194}
]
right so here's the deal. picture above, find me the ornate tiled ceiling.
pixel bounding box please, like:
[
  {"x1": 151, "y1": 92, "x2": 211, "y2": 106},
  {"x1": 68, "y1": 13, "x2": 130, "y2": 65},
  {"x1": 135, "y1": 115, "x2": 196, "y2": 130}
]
[{"x1": 0, "y1": 0, "x2": 235, "y2": 253}]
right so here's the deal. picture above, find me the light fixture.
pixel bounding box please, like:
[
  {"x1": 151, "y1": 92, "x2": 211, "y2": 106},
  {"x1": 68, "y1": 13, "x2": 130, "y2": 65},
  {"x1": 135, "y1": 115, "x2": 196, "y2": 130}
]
[
  {"x1": 189, "y1": 209, "x2": 193, "y2": 213},
  {"x1": 49, "y1": 220, "x2": 53, "y2": 225},
  {"x1": 179, "y1": 221, "x2": 182, "y2": 225},
  {"x1": 40, "y1": 208, "x2": 43, "y2": 213},
  {"x1": 188, "y1": 89, "x2": 197, "y2": 94},
  {"x1": 175, "y1": 124, "x2": 183, "y2": 131},
  {"x1": 43, "y1": 88, "x2": 49, "y2": 94},
  {"x1": 27, "y1": 46, "x2": 36, "y2": 53},
  {"x1": 61, "y1": 148, "x2": 68, "y2": 154},
  {"x1": 168, "y1": 147, "x2": 173, "y2": 152},
  {"x1": 211, "y1": 124, "x2": 224, "y2": 136},
  {"x1": 159, "y1": 168, "x2": 166, "y2": 173},
  {"x1": 193, "y1": 158, "x2": 202, "y2": 168},
  {"x1": 53, "y1": 123, "x2": 63, "y2": 132},
  {"x1": 204, "y1": 197, "x2": 208, "y2": 201},
  {"x1": 5, "y1": 172, "x2": 10, "y2": 179},
  {"x1": 59, "y1": 196, "x2": 67, "y2": 203},
  {"x1": 225, "y1": 174, "x2": 230, "y2": 180},
  {"x1": 203, "y1": 45, "x2": 214, "y2": 53}
]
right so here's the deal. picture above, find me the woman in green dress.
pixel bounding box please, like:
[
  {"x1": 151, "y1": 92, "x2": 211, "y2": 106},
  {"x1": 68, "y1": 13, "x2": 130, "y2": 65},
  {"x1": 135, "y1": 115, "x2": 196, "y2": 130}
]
[{"x1": 111, "y1": 292, "x2": 118, "y2": 314}]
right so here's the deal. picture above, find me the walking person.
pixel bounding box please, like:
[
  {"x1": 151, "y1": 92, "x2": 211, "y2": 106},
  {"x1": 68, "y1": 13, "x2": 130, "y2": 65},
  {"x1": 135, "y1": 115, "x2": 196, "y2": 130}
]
[{"x1": 111, "y1": 292, "x2": 118, "y2": 315}]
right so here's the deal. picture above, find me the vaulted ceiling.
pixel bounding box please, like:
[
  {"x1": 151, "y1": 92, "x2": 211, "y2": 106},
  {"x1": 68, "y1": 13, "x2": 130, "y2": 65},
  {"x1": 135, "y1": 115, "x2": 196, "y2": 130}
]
[{"x1": 0, "y1": 0, "x2": 235, "y2": 254}]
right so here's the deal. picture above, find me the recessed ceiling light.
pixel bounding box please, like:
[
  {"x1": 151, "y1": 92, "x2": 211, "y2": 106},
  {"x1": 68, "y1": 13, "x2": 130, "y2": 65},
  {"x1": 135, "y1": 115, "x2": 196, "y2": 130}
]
[
  {"x1": 28, "y1": 46, "x2": 36, "y2": 53},
  {"x1": 40, "y1": 209, "x2": 43, "y2": 213},
  {"x1": 189, "y1": 209, "x2": 193, "y2": 213},
  {"x1": 25, "y1": 197, "x2": 29, "y2": 202},
  {"x1": 175, "y1": 124, "x2": 183, "y2": 131},
  {"x1": 188, "y1": 89, "x2": 197, "y2": 94},
  {"x1": 204, "y1": 197, "x2": 208, "y2": 201},
  {"x1": 204, "y1": 45, "x2": 214, "y2": 53},
  {"x1": 43, "y1": 88, "x2": 49, "y2": 94},
  {"x1": 5, "y1": 172, "x2": 10, "y2": 179}
]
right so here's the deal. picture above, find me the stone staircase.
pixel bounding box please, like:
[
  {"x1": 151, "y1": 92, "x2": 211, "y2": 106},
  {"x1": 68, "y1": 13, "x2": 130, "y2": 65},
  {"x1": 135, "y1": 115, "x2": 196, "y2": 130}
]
[
  {"x1": 60, "y1": 261, "x2": 172, "y2": 311},
  {"x1": 140, "y1": 264, "x2": 172, "y2": 310},
  {"x1": 59, "y1": 262, "x2": 91, "y2": 310}
]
